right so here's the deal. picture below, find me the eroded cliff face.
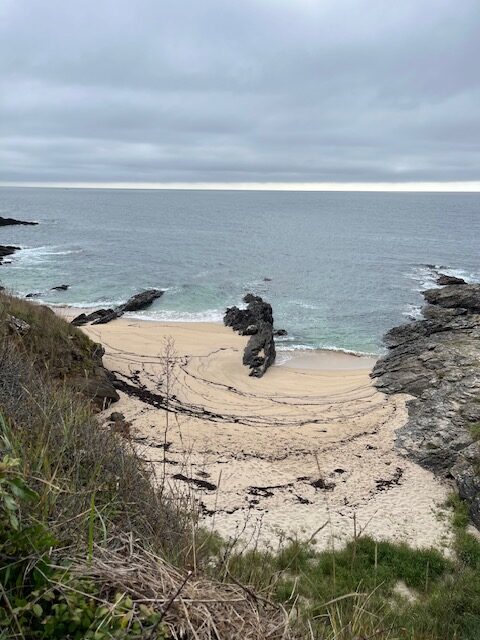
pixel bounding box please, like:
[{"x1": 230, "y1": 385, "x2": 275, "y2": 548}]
[{"x1": 372, "y1": 283, "x2": 480, "y2": 527}]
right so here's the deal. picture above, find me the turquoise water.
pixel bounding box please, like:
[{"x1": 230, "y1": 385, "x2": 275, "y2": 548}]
[{"x1": 0, "y1": 187, "x2": 479, "y2": 355}]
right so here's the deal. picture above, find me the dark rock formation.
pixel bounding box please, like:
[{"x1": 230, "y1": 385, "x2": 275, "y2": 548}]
[
  {"x1": 274, "y1": 329, "x2": 288, "y2": 336},
  {"x1": 224, "y1": 294, "x2": 276, "y2": 377},
  {"x1": 0, "y1": 216, "x2": 38, "y2": 226},
  {"x1": 423, "y1": 284, "x2": 480, "y2": 313},
  {"x1": 436, "y1": 273, "x2": 467, "y2": 286},
  {"x1": 372, "y1": 282, "x2": 480, "y2": 527},
  {"x1": 71, "y1": 367, "x2": 120, "y2": 410},
  {"x1": 0, "y1": 245, "x2": 20, "y2": 264},
  {"x1": 51, "y1": 284, "x2": 69, "y2": 291},
  {"x1": 72, "y1": 289, "x2": 164, "y2": 326},
  {"x1": 119, "y1": 289, "x2": 164, "y2": 313},
  {"x1": 69, "y1": 342, "x2": 119, "y2": 410},
  {"x1": 72, "y1": 309, "x2": 115, "y2": 326}
]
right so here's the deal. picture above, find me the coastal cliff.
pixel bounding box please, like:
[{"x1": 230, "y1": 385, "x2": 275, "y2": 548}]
[{"x1": 372, "y1": 281, "x2": 480, "y2": 527}]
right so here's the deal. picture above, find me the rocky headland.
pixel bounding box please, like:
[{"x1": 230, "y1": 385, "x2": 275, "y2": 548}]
[{"x1": 372, "y1": 280, "x2": 480, "y2": 527}]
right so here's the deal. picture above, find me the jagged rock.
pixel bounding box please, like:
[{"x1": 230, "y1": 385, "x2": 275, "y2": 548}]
[
  {"x1": 26, "y1": 292, "x2": 42, "y2": 298},
  {"x1": 0, "y1": 245, "x2": 20, "y2": 264},
  {"x1": 224, "y1": 294, "x2": 276, "y2": 377},
  {"x1": 6, "y1": 314, "x2": 30, "y2": 335},
  {"x1": 91, "y1": 309, "x2": 121, "y2": 325},
  {"x1": 51, "y1": 284, "x2": 69, "y2": 291},
  {"x1": 423, "y1": 283, "x2": 480, "y2": 313},
  {"x1": 0, "y1": 216, "x2": 37, "y2": 226},
  {"x1": 243, "y1": 323, "x2": 276, "y2": 377},
  {"x1": 274, "y1": 329, "x2": 288, "y2": 336},
  {"x1": 120, "y1": 289, "x2": 164, "y2": 312},
  {"x1": 436, "y1": 274, "x2": 467, "y2": 286},
  {"x1": 72, "y1": 309, "x2": 116, "y2": 326},
  {"x1": 372, "y1": 281, "x2": 480, "y2": 528},
  {"x1": 108, "y1": 411, "x2": 131, "y2": 437},
  {"x1": 109, "y1": 411, "x2": 126, "y2": 422},
  {"x1": 71, "y1": 289, "x2": 164, "y2": 326},
  {"x1": 224, "y1": 306, "x2": 255, "y2": 334},
  {"x1": 242, "y1": 324, "x2": 258, "y2": 336},
  {"x1": 71, "y1": 367, "x2": 119, "y2": 410}
]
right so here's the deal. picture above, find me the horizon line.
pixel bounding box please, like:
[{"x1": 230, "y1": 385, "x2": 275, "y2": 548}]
[{"x1": 1, "y1": 180, "x2": 480, "y2": 193}]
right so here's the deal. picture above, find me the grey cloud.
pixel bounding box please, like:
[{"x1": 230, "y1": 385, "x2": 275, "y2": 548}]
[{"x1": 1, "y1": 0, "x2": 479, "y2": 183}]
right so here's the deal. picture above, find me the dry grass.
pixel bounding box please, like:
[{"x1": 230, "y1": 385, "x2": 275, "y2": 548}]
[{"x1": 70, "y1": 537, "x2": 290, "y2": 640}]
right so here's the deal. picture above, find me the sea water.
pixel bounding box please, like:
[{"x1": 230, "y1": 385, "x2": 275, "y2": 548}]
[{"x1": 0, "y1": 187, "x2": 479, "y2": 355}]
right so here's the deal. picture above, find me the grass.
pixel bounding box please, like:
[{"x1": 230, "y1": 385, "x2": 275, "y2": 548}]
[
  {"x1": 207, "y1": 496, "x2": 480, "y2": 639},
  {"x1": 0, "y1": 290, "x2": 100, "y2": 379}
]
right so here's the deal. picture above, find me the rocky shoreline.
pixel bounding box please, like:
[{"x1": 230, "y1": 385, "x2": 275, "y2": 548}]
[
  {"x1": 0, "y1": 215, "x2": 38, "y2": 265},
  {"x1": 372, "y1": 279, "x2": 480, "y2": 527}
]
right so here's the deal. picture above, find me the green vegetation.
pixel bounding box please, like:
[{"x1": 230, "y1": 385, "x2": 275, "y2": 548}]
[
  {"x1": 0, "y1": 291, "x2": 100, "y2": 379},
  {"x1": 468, "y1": 421, "x2": 480, "y2": 441},
  {"x1": 1, "y1": 291, "x2": 480, "y2": 638},
  {"x1": 211, "y1": 515, "x2": 480, "y2": 639}
]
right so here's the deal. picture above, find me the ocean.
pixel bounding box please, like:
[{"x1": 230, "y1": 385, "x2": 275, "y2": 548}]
[{"x1": 0, "y1": 187, "x2": 479, "y2": 356}]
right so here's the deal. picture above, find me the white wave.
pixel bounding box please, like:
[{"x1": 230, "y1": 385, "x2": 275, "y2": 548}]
[
  {"x1": 11, "y1": 246, "x2": 82, "y2": 265},
  {"x1": 285, "y1": 299, "x2": 323, "y2": 311},
  {"x1": 402, "y1": 303, "x2": 423, "y2": 320},
  {"x1": 126, "y1": 308, "x2": 225, "y2": 323},
  {"x1": 46, "y1": 299, "x2": 126, "y2": 309},
  {"x1": 407, "y1": 264, "x2": 479, "y2": 293},
  {"x1": 276, "y1": 343, "x2": 380, "y2": 357}
]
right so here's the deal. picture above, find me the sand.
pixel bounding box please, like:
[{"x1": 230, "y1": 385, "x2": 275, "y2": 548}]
[{"x1": 63, "y1": 312, "x2": 453, "y2": 552}]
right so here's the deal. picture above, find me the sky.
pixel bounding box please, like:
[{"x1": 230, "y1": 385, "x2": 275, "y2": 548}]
[{"x1": 1, "y1": 0, "x2": 479, "y2": 189}]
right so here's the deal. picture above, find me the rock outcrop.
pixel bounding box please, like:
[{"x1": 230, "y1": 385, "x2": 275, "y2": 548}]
[
  {"x1": 72, "y1": 289, "x2": 164, "y2": 326},
  {"x1": 0, "y1": 216, "x2": 38, "y2": 226},
  {"x1": 69, "y1": 343, "x2": 120, "y2": 411},
  {"x1": 0, "y1": 245, "x2": 20, "y2": 264},
  {"x1": 436, "y1": 273, "x2": 467, "y2": 286},
  {"x1": 371, "y1": 282, "x2": 480, "y2": 527},
  {"x1": 224, "y1": 294, "x2": 276, "y2": 377}
]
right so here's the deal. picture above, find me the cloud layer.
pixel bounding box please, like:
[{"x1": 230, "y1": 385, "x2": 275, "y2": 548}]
[{"x1": 1, "y1": 0, "x2": 479, "y2": 184}]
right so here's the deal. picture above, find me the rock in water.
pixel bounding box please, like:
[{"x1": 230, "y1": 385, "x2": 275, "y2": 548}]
[
  {"x1": 118, "y1": 289, "x2": 164, "y2": 313},
  {"x1": 0, "y1": 216, "x2": 38, "y2": 226},
  {"x1": 371, "y1": 281, "x2": 480, "y2": 528},
  {"x1": 51, "y1": 284, "x2": 69, "y2": 291},
  {"x1": 0, "y1": 245, "x2": 21, "y2": 264},
  {"x1": 72, "y1": 289, "x2": 164, "y2": 326},
  {"x1": 436, "y1": 273, "x2": 466, "y2": 286},
  {"x1": 224, "y1": 294, "x2": 276, "y2": 377}
]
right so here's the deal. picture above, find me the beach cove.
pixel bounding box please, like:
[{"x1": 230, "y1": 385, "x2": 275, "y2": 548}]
[{"x1": 60, "y1": 312, "x2": 453, "y2": 552}]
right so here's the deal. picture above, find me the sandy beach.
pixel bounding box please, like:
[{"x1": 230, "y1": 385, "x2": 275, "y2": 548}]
[{"x1": 60, "y1": 312, "x2": 453, "y2": 552}]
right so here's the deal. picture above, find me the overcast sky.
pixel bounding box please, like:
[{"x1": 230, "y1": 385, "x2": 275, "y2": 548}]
[{"x1": 1, "y1": 0, "x2": 479, "y2": 186}]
